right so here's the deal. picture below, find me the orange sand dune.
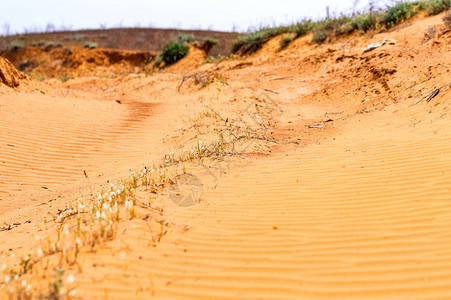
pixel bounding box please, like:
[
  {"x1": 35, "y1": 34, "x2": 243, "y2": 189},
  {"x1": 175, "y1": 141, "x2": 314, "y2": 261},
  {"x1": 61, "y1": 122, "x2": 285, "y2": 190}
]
[{"x1": 65, "y1": 89, "x2": 451, "y2": 299}]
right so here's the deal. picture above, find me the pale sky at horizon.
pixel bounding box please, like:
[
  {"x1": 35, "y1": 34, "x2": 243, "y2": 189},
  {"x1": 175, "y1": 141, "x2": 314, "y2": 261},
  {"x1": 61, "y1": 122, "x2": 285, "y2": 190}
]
[{"x1": 1, "y1": 0, "x2": 394, "y2": 35}]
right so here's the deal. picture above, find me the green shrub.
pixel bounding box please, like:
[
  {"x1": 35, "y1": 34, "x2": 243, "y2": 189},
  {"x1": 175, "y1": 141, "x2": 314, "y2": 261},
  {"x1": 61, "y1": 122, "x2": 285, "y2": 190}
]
[
  {"x1": 9, "y1": 41, "x2": 24, "y2": 50},
  {"x1": 315, "y1": 16, "x2": 354, "y2": 36},
  {"x1": 290, "y1": 21, "x2": 312, "y2": 38},
  {"x1": 312, "y1": 30, "x2": 328, "y2": 44},
  {"x1": 204, "y1": 37, "x2": 219, "y2": 45},
  {"x1": 279, "y1": 36, "x2": 294, "y2": 50},
  {"x1": 337, "y1": 22, "x2": 356, "y2": 35},
  {"x1": 352, "y1": 13, "x2": 378, "y2": 32},
  {"x1": 422, "y1": 0, "x2": 451, "y2": 15},
  {"x1": 84, "y1": 42, "x2": 98, "y2": 49},
  {"x1": 160, "y1": 42, "x2": 189, "y2": 65},
  {"x1": 384, "y1": 2, "x2": 415, "y2": 29},
  {"x1": 176, "y1": 33, "x2": 195, "y2": 44}
]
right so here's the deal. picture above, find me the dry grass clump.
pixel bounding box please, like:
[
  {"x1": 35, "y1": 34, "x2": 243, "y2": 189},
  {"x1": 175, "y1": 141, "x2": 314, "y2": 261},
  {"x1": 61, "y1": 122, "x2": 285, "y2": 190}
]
[{"x1": 177, "y1": 72, "x2": 229, "y2": 91}]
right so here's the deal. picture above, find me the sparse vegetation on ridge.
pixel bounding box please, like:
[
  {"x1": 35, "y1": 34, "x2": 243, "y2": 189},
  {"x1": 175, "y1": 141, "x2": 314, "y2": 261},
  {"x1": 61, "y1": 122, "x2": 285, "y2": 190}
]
[
  {"x1": 231, "y1": 0, "x2": 451, "y2": 54},
  {"x1": 231, "y1": 26, "x2": 291, "y2": 54},
  {"x1": 279, "y1": 36, "x2": 294, "y2": 50}
]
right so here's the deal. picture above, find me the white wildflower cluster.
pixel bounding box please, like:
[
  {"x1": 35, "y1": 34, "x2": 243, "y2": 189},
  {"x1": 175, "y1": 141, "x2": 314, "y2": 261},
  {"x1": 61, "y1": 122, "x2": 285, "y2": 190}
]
[
  {"x1": 21, "y1": 280, "x2": 32, "y2": 292},
  {"x1": 56, "y1": 198, "x2": 87, "y2": 223},
  {"x1": 36, "y1": 248, "x2": 43, "y2": 258},
  {"x1": 196, "y1": 140, "x2": 210, "y2": 156},
  {"x1": 124, "y1": 200, "x2": 133, "y2": 209}
]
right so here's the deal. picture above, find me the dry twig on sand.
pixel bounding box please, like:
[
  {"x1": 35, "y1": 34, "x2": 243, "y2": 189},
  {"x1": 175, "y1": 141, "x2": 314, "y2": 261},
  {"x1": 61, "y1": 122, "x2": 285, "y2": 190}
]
[{"x1": 177, "y1": 72, "x2": 209, "y2": 92}]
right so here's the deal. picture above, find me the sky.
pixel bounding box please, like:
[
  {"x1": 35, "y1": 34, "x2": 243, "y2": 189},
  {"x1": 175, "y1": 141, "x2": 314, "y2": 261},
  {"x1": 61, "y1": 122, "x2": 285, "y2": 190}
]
[{"x1": 0, "y1": 0, "x2": 394, "y2": 35}]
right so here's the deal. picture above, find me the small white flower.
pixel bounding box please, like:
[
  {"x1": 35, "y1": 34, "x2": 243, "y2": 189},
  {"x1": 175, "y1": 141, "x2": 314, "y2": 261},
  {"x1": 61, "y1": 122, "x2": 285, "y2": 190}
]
[
  {"x1": 125, "y1": 200, "x2": 133, "y2": 208},
  {"x1": 21, "y1": 280, "x2": 27, "y2": 288},
  {"x1": 66, "y1": 274, "x2": 75, "y2": 284},
  {"x1": 4, "y1": 276, "x2": 10, "y2": 284},
  {"x1": 59, "y1": 286, "x2": 67, "y2": 295}
]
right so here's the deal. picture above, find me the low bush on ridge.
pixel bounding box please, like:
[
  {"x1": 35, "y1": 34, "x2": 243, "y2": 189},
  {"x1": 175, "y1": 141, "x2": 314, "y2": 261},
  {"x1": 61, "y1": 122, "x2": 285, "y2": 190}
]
[
  {"x1": 231, "y1": 0, "x2": 451, "y2": 54},
  {"x1": 383, "y1": 2, "x2": 414, "y2": 28},
  {"x1": 160, "y1": 42, "x2": 189, "y2": 65},
  {"x1": 155, "y1": 33, "x2": 196, "y2": 66},
  {"x1": 204, "y1": 37, "x2": 219, "y2": 45}
]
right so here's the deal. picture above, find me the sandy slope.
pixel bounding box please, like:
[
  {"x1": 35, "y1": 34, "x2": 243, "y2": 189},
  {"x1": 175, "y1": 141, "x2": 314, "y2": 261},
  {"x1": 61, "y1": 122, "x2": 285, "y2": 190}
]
[
  {"x1": 64, "y1": 89, "x2": 450, "y2": 299},
  {"x1": 146, "y1": 94, "x2": 451, "y2": 299},
  {"x1": 1, "y1": 11, "x2": 451, "y2": 299}
]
